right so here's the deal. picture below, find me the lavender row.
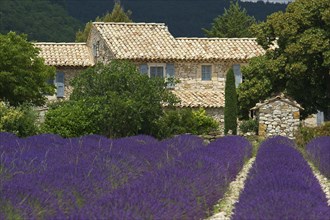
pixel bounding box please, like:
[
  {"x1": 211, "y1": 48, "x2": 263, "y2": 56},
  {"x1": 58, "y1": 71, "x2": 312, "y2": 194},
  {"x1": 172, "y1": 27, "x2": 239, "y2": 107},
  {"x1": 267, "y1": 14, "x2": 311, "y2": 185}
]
[
  {"x1": 306, "y1": 136, "x2": 330, "y2": 178},
  {"x1": 70, "y1": 136, "x2": 252, "y2": 219},
  {"x1": 0, "y1": 133, "x2": 204, "y2": 219},
  {"x1": 232, "y1": 136, "x2": 329, "y2": 220}
]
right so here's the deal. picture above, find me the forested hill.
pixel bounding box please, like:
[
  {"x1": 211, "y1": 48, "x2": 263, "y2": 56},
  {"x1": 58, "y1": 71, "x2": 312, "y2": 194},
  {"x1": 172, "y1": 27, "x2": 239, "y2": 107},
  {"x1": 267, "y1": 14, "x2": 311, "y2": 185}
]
[
  {"x1": 0, "y1": 0, "x2": 82, "y2": 42},
  {"x1": 0, "y1": 0, "x2": 287, "y2": 42},
  {"x1": 64, "y1": 0, "x2": 287, "y2": 37}
]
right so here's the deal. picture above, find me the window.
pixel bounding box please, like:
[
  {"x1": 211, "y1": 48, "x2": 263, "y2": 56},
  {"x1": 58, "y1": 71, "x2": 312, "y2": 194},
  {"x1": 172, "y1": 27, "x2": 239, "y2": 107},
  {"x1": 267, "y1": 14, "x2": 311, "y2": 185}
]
[
  {"x1": 93, "y1": 41, "x2": 100, "y2": 57},
  {"x1": 150, "y1": 66, "x2": 164, "y2": 78},
  {"x1": 233, "y1": 64, "x2": 242, "y2": 88},
  {"x1": 202, "y1": 65, "x2": 212, "y2": 81},
  {"x1": 138, "y1": 63, "x2": 175, "y2": 89},
  {"x1": 55, "y1": 72, "x2": 65, "y2": 98}
]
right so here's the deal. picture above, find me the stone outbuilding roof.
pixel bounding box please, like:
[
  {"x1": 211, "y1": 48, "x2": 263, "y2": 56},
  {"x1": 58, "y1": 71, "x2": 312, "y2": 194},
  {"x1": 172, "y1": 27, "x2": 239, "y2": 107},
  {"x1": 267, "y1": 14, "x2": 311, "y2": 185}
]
[
  {"x1": 251, "y1": 94, "x2": 304, "y2": 111},
  {"x1": 34, "y1": 43, "x2": 94, "y2": 67},
  {"x1": 176, "y1": 38, "x2": 265, "y2": 62},
  {"x1": 91, "y1": 22, "x2": 265, "y2": 62},
  {"x1": 172, "y1": 90, "x2": 224, "y2": 108}
]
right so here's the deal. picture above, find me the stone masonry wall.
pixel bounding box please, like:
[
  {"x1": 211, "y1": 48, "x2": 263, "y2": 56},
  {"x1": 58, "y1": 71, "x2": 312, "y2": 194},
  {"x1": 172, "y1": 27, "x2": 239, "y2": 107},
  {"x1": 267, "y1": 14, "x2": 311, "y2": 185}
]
[
  {"x1": 133, "y1": 61, "x2": 246, "y2": 91},
  {"x1": 46, "y1": 67, "x2": 86, "y2": 101},
  {"x1": 257, "y1": 100, "x2": 301, "y2": 138}
]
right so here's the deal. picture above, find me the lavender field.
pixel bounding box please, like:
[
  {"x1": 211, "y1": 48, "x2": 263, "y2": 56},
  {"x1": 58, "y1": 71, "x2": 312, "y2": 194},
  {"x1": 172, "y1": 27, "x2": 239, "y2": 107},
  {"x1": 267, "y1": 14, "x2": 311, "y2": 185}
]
[
  {"x1": 0, "y1": 133, "x2": 251, "y2": 219},
  {"x1": 232, "y1": 136, "x2": 330, "y2": 220},
  {"x1": 306, "y1": 136, "x2": 330, "y2": 179}
]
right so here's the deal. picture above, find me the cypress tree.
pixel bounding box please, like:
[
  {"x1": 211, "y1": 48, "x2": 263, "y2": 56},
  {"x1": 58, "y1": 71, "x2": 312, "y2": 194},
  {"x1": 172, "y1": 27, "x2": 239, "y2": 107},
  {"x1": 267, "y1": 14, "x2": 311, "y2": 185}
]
[{"x1": 224, "y1": 67, "x2": 238, "y2": 135}]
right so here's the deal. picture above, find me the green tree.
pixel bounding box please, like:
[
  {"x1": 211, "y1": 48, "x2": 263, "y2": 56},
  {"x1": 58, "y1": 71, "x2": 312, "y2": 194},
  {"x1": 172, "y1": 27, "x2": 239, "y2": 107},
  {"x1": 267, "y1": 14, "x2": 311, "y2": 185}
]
[
  {"x1": 76, "y1": 1, "x2": 132, "y2": 42},
  {"x1": 203, "y1": 1, "x2": 256, "y2": 38},
  {"x1": 239, "y1": 0, "x2": 330, "y2": 118},
  {"x1": 224, "y1": 68, "x2": 238, "y2": 135},
  {"x1": 43, "y1": 61, "x2": 177, "y2": 138},
  {"x1": 0, "y1": 32, "x2": 55, "y2": 106}
]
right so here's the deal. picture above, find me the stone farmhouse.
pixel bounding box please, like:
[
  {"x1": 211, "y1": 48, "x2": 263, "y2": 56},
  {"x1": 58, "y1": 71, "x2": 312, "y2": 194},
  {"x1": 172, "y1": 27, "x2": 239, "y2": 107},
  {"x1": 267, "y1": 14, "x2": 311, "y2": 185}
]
[{"x1": 35, "y1": 22, "x2": 265, "y2": 127}]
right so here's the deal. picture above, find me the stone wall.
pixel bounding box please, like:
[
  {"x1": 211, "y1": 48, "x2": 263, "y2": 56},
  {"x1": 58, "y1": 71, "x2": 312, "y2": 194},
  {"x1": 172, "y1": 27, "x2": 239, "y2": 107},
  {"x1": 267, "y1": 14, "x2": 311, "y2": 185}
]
[
  {"x1": 46, "y1": 67, "x2": 86, "y2": 101},
  {"x1": 256, "y1": 100, "x2": 301, "y2": 138},
  {"x1": 87, "y1": 28, "x2": 116, "y2": 64},
  {"x1": 205, "y1": 107, "x2": 224, "y2": 133}
]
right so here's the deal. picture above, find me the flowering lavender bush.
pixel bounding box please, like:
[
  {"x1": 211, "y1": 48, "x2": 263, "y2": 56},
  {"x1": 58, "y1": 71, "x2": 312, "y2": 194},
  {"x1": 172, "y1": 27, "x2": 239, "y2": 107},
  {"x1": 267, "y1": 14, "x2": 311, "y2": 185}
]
[
  {"x1": 0, "y1": 133, "x2": 251, "y2": 219},
  {"x1": 306, "y1": 136, "x2": 330, "y2": 178},
  {"x1": 75, "y1": 135, "x2": 252, "y2": 219},
  {"x1": 232, "y1": 136, "x2": 330, "y2": 220}
]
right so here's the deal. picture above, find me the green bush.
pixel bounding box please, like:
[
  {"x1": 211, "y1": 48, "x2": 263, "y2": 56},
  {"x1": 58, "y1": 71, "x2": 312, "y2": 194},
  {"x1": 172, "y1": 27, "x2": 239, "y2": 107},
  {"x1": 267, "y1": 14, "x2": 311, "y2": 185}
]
[
  {"x1": 239, "y1": 119, "x2": 258, "y2": 134},
  {"x1": 295, "y1": 122, "x2": 330, "y2": 148},
  {"x1": 0, "y1": 101, "x2": 39, "y2": 137},
  {"x1": 40, "y1": 99, "x2": 100, "y2": 138},
  {"x1": 224, "y1": 68, "x2": 238, "y2": 134},
  {"x1": 42, "y1": 61, "x2": 177, "y2": 138},
  {"x1": 153, "y1": 108, "x2": 219, "y2": 139}
]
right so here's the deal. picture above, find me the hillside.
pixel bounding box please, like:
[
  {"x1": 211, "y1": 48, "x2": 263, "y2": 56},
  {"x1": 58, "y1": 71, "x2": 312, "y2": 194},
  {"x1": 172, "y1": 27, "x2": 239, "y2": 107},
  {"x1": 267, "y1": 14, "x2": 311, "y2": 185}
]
[
  {"x1": 66, "y1": 0, "x2": 288, "y2": 37},
  {"x1": 0, "y1": 0, "x2": 82, "y2": 42},
  {"x1": 0, "y1": 0, "x2": 288, "y2": 41}
]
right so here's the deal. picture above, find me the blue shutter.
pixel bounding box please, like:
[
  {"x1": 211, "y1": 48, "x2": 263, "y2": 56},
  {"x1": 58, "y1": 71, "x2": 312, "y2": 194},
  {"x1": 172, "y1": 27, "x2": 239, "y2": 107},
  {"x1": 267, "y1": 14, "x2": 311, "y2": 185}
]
[
  {"x1": 317, "y1": 111, "x2": 324, "y2": 126},
  {"x1": 139, "y1": 64, "x2": 148, "y2": 75},
  {"x1": 166, "y1": 63, "x2": 175, "y2": 88},
  {"x1": 233, "y1": 64, "x2": 242, "y2": 88},
  {"x1": 56, "y1": 72, "x2": 65, "y2": 98}
]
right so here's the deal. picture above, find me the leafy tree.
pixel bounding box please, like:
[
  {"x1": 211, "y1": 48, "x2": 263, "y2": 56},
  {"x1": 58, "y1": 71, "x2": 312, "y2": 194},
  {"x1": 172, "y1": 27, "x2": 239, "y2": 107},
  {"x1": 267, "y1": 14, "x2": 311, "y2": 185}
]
[
  {"x1": 76, "y1": 1, "x2": 132, "y2": 42},
  {"x1": 224, "y1": 68, "x2": 238, "y2": 135},
  {"x1": 203, "y1": 1, "x2": 256, "y2": 38},
  {"x1": 0, "y1": 32, "x2": 55, "y2": 106},
  {"x1": 43, "y1": 60, "x2": 177, "y2": 138},
  {"x1": 239, "y1": 0, "x2": 330, "y2": 118}
]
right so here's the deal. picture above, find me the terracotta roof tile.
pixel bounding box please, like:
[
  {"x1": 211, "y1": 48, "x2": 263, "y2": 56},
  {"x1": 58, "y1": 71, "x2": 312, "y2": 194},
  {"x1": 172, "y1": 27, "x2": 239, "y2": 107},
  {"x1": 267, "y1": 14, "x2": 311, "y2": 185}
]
[
  {"x1": 93, "y1": 22, "x2": 265, "y2": 61},
  {"x1": 93, "y1": 22, "x2": 182, "y2": 61},
  {"x1": 34, "y1": 43, "x2": 94, "y2": 67},
  {"x1": 172, "y1": 90, "x2": 224, "y2": 108},
  {"x1": 176, "y1": 38, "x2": 265, "y2": 61}
]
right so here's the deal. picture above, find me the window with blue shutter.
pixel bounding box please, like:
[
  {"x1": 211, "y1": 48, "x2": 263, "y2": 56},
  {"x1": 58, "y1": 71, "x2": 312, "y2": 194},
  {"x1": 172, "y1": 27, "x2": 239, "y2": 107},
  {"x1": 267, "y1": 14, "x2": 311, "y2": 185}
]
[
  {"x1": 150, "y1": 66, "x2": 164, "y2": 78},
  {"x1": 56, "y1": 72, "x2": 65, "y2": 98},
  {"x1": 202, "y1": 65, "x2": 212, "y2": 81},
  {"x1": 139, "y1": 64, "x2": 148, "y2": 75},
  {"x1": 166, "y1": 63, "x2": 175, "y2": 89},
  {"x1": 233, "y1": 64, "x2": 242, "y2": 88}
]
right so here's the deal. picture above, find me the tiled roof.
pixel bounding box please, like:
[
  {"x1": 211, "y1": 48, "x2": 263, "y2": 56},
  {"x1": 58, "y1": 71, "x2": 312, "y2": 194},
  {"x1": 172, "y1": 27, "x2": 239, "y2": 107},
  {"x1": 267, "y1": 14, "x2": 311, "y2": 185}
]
[
  {"x1": 177, "y1": 38, "x2": 265, "y2": 61},
  {"x1": 93, "y1": 22, "x2": 182, "y2": 61},
  {"x1": 251, "y1": 93, "x2": 304, "y2": 110},
  {"x1": 93, "y1": 22, "x2": 265, "y2": 61},
  {"x1": 172, "y1": 90, "x2": 224, "y2": 108},
  {"x1": 34, "y1": 43, "x2": 94, "y2": 67}
]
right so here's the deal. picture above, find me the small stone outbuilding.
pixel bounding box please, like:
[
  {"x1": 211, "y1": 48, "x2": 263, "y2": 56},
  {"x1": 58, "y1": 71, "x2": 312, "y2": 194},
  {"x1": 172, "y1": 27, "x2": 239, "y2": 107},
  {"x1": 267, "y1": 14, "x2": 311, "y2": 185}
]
[{"x1": 251, "y1": 94, "x2": 303, "y2": 138}]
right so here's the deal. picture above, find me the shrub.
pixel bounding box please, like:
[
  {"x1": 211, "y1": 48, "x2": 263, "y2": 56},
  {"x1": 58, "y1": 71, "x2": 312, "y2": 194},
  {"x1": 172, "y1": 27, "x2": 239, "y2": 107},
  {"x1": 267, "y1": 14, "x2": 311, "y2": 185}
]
[
  {"x1": 0, "y1": 101, "x2": 39, "y2": 137},
  {"x1": 40, "y1": 99, "x2": 100, "y2": 138},
  {"x1": 295, "y1": 122, "x2": 330, "y2": 149},
  {"x1": 68, "y1": 61, "x2": 177, "y2": 138},
  {"x1": 153, "y1": 108, "x2": 219, "y2": 139},
  {"x1": 224, "y1": 68, "x2": 238, "y2": 134},
  {"x1": 239, "y1": 119, "x2": 258, "y2": 134}
]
